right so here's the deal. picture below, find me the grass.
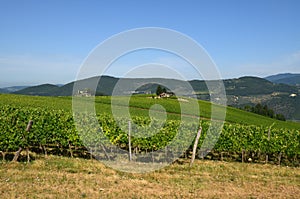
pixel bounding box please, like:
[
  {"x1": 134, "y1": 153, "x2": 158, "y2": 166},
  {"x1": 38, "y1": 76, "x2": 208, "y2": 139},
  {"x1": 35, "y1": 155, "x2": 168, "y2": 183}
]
[{"x1": 0, "y1": 156, "x2": 299, "y2": 198}]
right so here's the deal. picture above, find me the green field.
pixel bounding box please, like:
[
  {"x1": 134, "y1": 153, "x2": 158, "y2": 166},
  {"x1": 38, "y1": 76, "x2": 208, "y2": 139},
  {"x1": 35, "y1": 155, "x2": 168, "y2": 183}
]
[{"x1": 1, "y1": 94, "x2": 299, "y2": 129}]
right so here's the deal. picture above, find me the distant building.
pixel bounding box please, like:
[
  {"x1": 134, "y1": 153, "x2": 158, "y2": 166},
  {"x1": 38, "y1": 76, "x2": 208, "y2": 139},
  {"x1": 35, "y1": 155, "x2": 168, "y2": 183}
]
[
  {"x1": 159, "y1": 92, "x2": 174, "y2": 98},
  {"x1": 233, "y1": 96, "x2": 239, "y2": 103},
  {"x1": 271, "y1": 92, "x2": 280, "y2": 97},
  {"x1": 130, "y1": 91, "x2": 151, "y2": 95},
  {"x1": 76, "y1": 89, "x2": 92, "y2": 97}
]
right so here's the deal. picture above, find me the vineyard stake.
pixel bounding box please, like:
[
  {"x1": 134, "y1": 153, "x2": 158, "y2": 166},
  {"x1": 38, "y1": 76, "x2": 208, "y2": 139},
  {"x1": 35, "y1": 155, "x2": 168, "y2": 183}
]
[
  {"x1": 190, "y1": 127, "x2": 202, "y2": 167},
  {"x1": 12, "y1": 120, "x2": 33, "y2": 162},
  {"x1": 128, "y1": 120, "x2": 132, "y2": 161},
  {"x1": 242, "y1": 149, "x2": 245, "y2": 163},
  {"x1": 0, "y1": 151, "x2": 6, "y2": 161},
  {"x1": 278, "y1": 152, "x2": 282, "y2": 165},
  {"x1": 266, "y1": 126, "x2": 271, "y2": 164},
  {"x1": 100, "y1": 144, "x2": 110, "y2": 161}
]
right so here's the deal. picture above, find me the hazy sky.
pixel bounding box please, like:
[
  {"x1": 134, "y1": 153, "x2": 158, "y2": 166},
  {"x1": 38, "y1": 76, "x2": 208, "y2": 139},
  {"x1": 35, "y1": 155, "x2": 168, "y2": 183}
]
[{"x1": 0, "y1": 0, "x2": 300, "y2": 87}]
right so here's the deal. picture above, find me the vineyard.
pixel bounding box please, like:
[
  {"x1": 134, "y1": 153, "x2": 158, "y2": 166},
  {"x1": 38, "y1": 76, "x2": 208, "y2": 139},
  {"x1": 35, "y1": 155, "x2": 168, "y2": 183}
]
[
  {"x1": 1, "y1": 94, "x2": 300, "y2": 129},
  {"x1": 0, "y1": 95, "x2": 299, "y2": 166}
]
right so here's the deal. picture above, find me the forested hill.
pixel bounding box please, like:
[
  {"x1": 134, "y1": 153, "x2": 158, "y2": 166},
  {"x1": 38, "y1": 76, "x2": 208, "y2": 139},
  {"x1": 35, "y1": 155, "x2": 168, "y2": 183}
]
[
  {"x1": 4, "y1": 75, "x2": 300, "y2": 121},
  {"x1": 265, "y1": 73, "x2": 300, "y2": 86},
  {"x1": 10, "y1": 75, "x2": 299, "y2": 97}
]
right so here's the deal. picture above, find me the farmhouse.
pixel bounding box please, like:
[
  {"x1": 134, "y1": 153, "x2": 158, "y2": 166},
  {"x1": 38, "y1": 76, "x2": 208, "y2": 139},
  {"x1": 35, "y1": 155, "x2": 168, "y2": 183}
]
[
  {"x1": 159, "y1": 92, "x2": 175, "y2": 98},
  {"x1": 76, "y1": 89, "x2": 92, "y2": 97}
]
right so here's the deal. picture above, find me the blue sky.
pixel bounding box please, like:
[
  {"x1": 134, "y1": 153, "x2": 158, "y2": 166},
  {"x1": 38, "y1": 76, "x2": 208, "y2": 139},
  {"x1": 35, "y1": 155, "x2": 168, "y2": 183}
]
[{"x1": 0, "y1": 0, "x2": 300, "y2": 87}]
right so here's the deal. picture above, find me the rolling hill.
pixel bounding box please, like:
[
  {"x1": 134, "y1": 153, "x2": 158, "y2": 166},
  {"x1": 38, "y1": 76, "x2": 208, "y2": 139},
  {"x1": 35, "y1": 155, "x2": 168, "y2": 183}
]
[
  {"x1": 0, "y1": 93, "x2": 299, "y2": 130},
  {"x1": 0, "y1": 86, "x2": 29, "y2": 93},
  {"x1": 6, "y1": 75, "x2": 300, "y2": 121},
  {"x1": 0, "y1": 88, "x2": 8, "y2": 93},
  {"x1": 14, "y1": 84, "x2": 60, "y2": 96},
  {"x1": 11, "y1": 75, "x2": 299, "y2": 97},
  {"x1": 265, "y1": 73, "x2": 300, "y2": 86}
]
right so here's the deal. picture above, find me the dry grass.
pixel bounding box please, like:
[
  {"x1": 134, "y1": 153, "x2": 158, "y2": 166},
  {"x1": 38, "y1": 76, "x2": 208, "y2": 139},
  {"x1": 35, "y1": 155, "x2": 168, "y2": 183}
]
[{"x1": 0, "y1": 156, "x2": 299, "y2": 198}]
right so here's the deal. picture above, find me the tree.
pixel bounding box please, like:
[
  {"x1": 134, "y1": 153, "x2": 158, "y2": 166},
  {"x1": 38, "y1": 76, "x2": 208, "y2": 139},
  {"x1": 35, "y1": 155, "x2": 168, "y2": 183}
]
[
  {"x1": 156, "y1": 85, "x2": 163, "y2": 96},
  {"x1": 245, "y1": 103, "x2": 285, "y2": 121},
  {"x1": 275, "y1": 114, "x2": 286, "y2": 121},
  {"x1": 244, "y1": 105, "x2": 251, "y2": 112}
]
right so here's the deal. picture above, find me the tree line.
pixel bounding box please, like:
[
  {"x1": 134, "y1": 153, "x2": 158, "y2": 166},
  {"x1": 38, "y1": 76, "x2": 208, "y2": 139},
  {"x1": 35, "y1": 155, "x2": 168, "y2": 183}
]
[{"x1": 243, "y1": 103, "x2": 286, "y2": 121}]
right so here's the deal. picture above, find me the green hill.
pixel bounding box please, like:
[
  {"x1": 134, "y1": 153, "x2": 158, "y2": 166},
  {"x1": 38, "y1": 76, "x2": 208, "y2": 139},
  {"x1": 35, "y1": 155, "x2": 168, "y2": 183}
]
[
  {"x1": 14, "y1": 84, "x2": 60, "y2": 96},
  {"x1": 1, "y1": 94, "x2": 299, "y2": 130},
  {"x1": 10, "y1": 75, "x2": 300, "y2": 121},
  {"x1": 224, "y1": 76, "x2": 297, "y2": 95},
  {"x1": 265, "y1": 73, "x2": 300, "y2": 86},
  {"x1": 0, "y1": 86, "x2": 29, "y2": 93},
  {"x1": 13, "y1": 75, "x2": 299, "y2": 97}
]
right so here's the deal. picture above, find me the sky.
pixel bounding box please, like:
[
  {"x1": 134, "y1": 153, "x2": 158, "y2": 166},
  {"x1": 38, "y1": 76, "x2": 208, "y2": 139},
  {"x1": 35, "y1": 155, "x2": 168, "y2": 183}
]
[{"x1": 0, "y1": 0, "x2": 300, "y2": 87}]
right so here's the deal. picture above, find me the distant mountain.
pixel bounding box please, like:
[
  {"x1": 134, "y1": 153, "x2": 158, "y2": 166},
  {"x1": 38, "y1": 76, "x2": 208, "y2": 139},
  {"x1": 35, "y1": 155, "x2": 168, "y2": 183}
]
[
  {"x1": 225, "y1": 76, "x2": 298, "y2": 95},
  {"x1": 226, "y1": 76, "x2": 300, "y2": 121},
  {"x1": 13, "y1": 75, "x2": 299, "y2": 97},
  {"x1": 9, "y1": 75, "x2": 299, "y2": 96},
  {"x1": 265, "y1": 73, "x2": 297, "y2": 81},
  {"x1": 0, "y1": 86, "x2": 29, "y2": 93},
  {"x1": 0, "y1": 88, "x2": 9, "y2": 93},
  {"x1": 191, "y1": 76, "x2": 297, "y2": 95},
  {"x1": 265, "y1": 73, "x2": 300, "y2": 86},
  {"x1": 14, "y1": 84, "x2": 60, "y2": 96}
]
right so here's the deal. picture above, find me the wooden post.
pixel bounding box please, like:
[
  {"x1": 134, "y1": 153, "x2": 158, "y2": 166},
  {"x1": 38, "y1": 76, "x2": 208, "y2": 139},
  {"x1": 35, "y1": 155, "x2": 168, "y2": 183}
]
[
  {"x1": 242, "y1": 149, "x2": 245, "y2": 163},
  {"x1": 68, "y1": 141, "x2": 74, "y2": 158},
  {"x1": 26, "y1": 147, "x2": 30, "y2": 163},
  {"x1": 128, "y1": 121, "x2": 132, "y2": 161},
  {"x1": 152, "y1": 149, "x2": 154, "y2": 163},
  {"x1": 278, "y1": 152, "x2": 282, "y2": 166},
  {"x1": 43, "y1": 145, "x2": 48, "y2": 157},
  {"x1": 12, "y1": 147, "x2": 23, "y2": 162},
  {"x1": 26, "y1": 120, "x2": 33, "y2": 163},
  {"x1": 12, "y1": 120, "x2": 33, "y2": 162},
  {"x1": 190, "y1": 127, "x2": 202, "y2": 167},
  {"x1": 0, "y1": 151, "x2": 6, "y2": 161},
  {"x1": 26, "y1": 120, "x2": 33, "y2": 132},
  {"x1": 100, "y1": 143, "x2": 110, "y2": 161},
  {"x1": 266, "y1": 127, "x2": 271, "y2": 164}
]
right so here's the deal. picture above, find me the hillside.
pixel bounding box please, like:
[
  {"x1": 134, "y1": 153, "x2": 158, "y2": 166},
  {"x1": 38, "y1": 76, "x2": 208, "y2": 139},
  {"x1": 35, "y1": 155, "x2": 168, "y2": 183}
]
[
  {"x1": 224, "y1": 76, "x2": 297, "y2": 95},
  {"x1": 0, "y1": 94, "x2": 299, "y2": 130},
  {"x1": 9, "y1": 75, "x2": 300, "y2": 121},
  {"x1": 14, "y1": 84, "x2": 60, "y2": 96},
  {"x1": 223, "y1": 77, "x2": 300, "y2": 121},
  {"x1": 0, "y1": 86, "x2": 29, "y2": 93},
  {"x1": 0, "y1": 88, "x2": 8, "y2": 93},
  {"x1": 265, "y1": 73, "x2": 300, "y2": 86},
  {"x1": 0, "y1": 94, "x2": 299, "y2": 171},
  {"x1": 11, "y1": 75, "x2": 299, "y2": 97}
]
